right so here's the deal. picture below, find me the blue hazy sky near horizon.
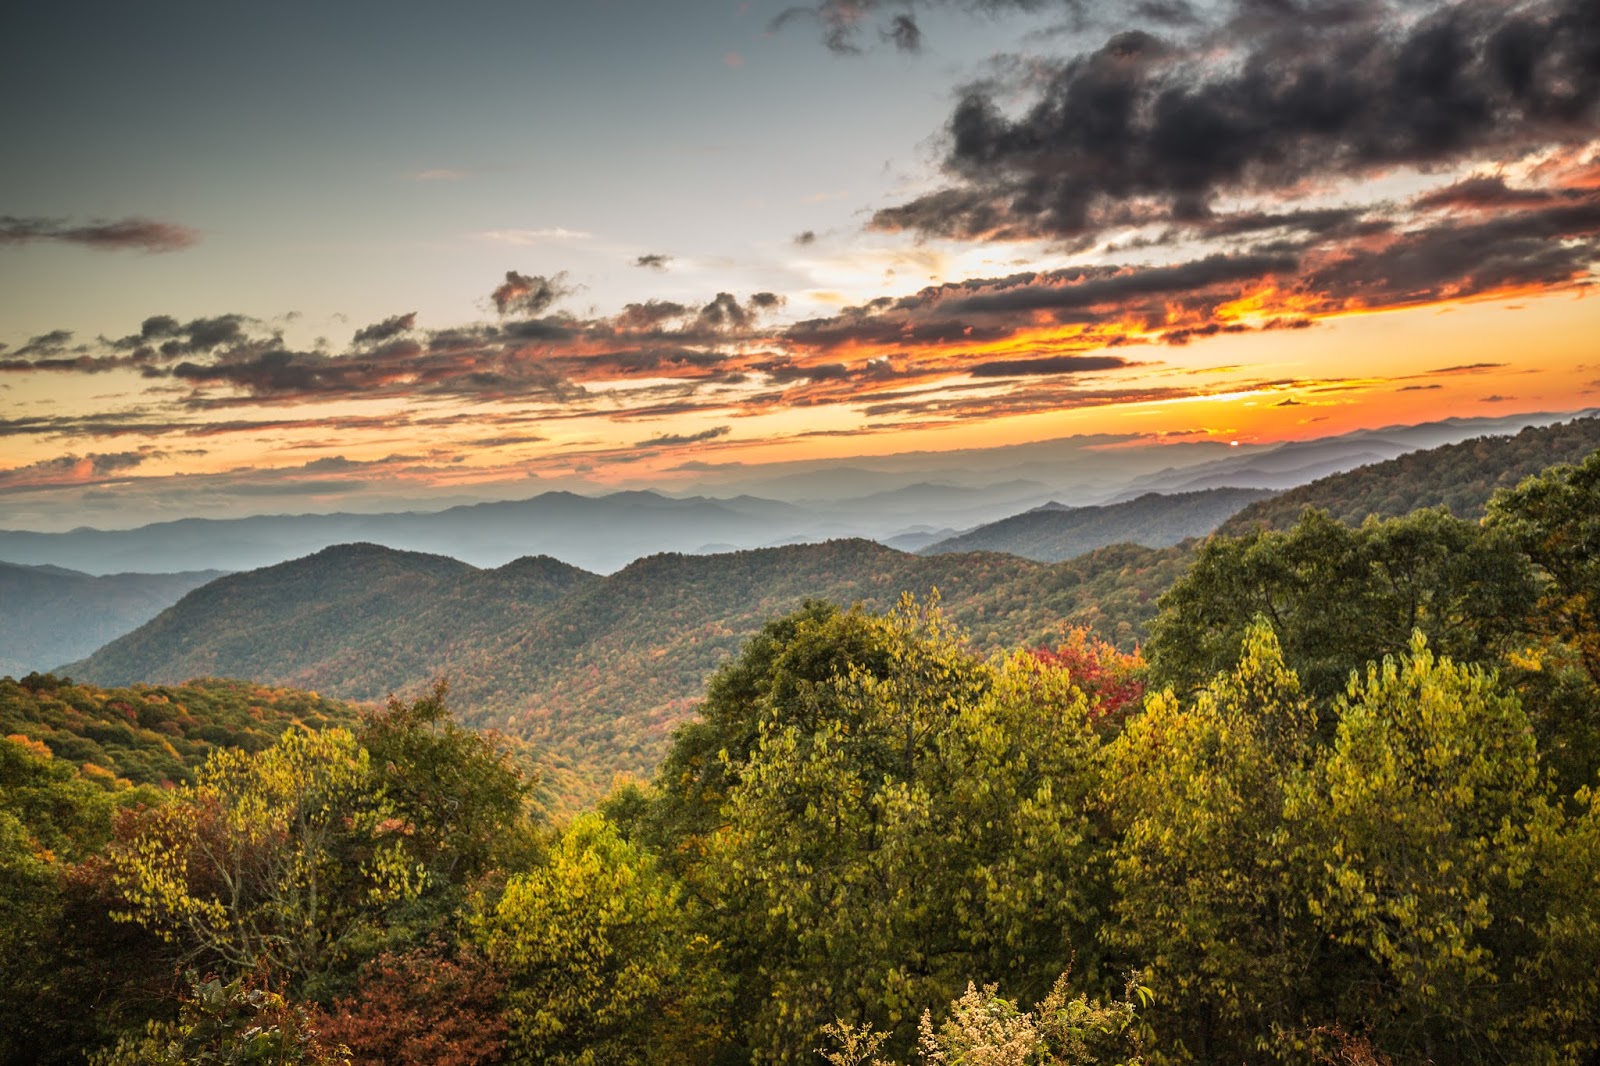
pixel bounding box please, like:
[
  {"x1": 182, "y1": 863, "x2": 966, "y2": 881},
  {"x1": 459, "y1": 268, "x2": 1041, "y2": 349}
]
[{"x1": 2, "y1": 0, "x2": 1056, "y2": 343}]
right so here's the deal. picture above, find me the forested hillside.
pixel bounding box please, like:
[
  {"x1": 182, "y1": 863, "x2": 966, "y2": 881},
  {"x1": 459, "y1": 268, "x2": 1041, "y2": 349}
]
[
  {"x1": 0, "y1": 562, "x2": 226, "y2": 675},
  {"x1": 1220, "y1": 413, "x2": 1600, "y2": 533},
  {"x1": 65, "y1": 538, "x2": 1184, "y2": 805},
  {"x1": 922, "y1": 487, "x2": 1273, "y2": 561},
  {"x1": 4, "y1": 449, "x2": 1598, "y2": 1065},
  {"x1": 0, "y1": 672, "x2": 360, "y2": 787}
]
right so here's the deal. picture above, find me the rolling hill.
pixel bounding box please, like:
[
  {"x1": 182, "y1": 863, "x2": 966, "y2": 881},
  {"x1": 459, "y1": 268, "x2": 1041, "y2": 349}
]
[
  {"x1": 63, "y1": 538, "x2": 1184, "y2": 805},
  {"x1": 921, "y1": 487, "x2": 1274, "y2": 561},
  {"x1": 0, "y1": 562, "x2": 228, "y2": 676}
]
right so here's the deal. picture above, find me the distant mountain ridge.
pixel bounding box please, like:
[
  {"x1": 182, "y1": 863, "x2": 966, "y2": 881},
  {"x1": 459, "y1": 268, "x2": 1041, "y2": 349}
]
[
  {"x1": 5, "y1": 410, "x2": 1587, "y2": 576},
  {"x1": 921, "y1": 487, "x2": 1275, "y2": 561},
  {"x1": 0, "y1": 562, "x2": 228, "y2": 676},
  {"x1": 1219, "y1": 414, "x2": 1600, "y2": 534}
]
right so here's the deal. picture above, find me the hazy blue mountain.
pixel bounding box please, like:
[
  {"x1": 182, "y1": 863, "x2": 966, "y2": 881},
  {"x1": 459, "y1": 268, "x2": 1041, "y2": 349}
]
[
  {"x1": 1116, "y1": 410, "x2": 1596, "y2": 496},
  {"x1": 1219, "y1": 414, "x2": 1600, "y2": 534},
  {"x1": 0, "y1": 562, "x2": 228, "y2": 675},
  {"x1": 922, "y1": 487, "x2": 1276, "y2": 561}
]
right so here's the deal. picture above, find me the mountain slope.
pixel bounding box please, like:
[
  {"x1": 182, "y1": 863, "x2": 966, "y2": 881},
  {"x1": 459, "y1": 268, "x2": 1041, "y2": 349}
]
[
  {"x1": 0, "y1": 673, "x2": 361, "y2": 787},
  {"x1": 1218, "y1": 415, "x2": 1600, "y2": 534},
  {"x1": 68, "y1": 544, "x2": 596, "y2": 698},
  {"x1": 921, "y1": 488, "x2": 1274, "y2": 561},
  {"x1": 0, "y1": 562, "x2": 228, "y2": 675},
  {"x1": 65, "y1": 538, "x2": 1180, "y2": 804}
]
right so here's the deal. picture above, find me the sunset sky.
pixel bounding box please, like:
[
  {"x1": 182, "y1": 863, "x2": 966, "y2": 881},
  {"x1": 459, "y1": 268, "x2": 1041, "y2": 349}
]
[{"x1": 3, "y1": 0, "x2": 1597, "y2": 530}]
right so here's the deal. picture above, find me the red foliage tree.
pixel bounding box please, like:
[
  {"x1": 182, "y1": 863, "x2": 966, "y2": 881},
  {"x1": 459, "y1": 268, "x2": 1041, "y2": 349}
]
[
  {"x1": 1029, "y1": 626, "x2": 1146, "y2": 729},
  {"x1": 312, "y1": 945, "x2": 507, "y2": 1066}
]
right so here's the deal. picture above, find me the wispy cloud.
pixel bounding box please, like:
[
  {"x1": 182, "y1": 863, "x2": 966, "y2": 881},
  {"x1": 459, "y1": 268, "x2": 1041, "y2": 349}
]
[
  {"x1": 0, "y1": 216, "x2": 199, "y2": 253},
  {"x1": 480, "y1": 227, "x2": 593, "y2": 245}
]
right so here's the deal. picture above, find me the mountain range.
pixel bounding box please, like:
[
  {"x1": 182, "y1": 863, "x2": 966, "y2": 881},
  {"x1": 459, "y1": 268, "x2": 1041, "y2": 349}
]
[
  {"x1": 63, "y1": 538, "x2": 1187, "y2": 807},
  {"x1": 921, "y1": 487, "x2": 1275, "y2": 561},
  {"x1": 3, "y1": 410, "x2": 1587, "y2": 577},
  {"x1": 26, "y1": 412, "x2": 1600, "y2": 809}
]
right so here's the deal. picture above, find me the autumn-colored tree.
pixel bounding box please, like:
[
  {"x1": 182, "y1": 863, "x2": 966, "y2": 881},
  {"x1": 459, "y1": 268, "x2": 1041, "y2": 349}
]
[
  {"x1": 312, "y1": 945, "x2": 507, "y2": 1066},
  {"x1": 1030, "y1": 626, "x2": 1145, "y2": 727}
]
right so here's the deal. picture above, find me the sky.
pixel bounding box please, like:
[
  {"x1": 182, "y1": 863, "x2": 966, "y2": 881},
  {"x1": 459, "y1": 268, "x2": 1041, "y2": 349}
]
[{"x1": 2, "y1": 0, "x2": 1598, "y2": 530}]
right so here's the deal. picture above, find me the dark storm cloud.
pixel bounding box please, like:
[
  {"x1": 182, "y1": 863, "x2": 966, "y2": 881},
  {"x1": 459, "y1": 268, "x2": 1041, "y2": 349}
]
[
  {"x1": 634, "y1": 253, "x2": 673, "y2": 270},
  {"x1": 635, "y1": 426, "x2": 732, "y2": 447},
  {"x1": 0, "y1": 216, "x2": 199, "y2": 252},
  {"x1": 968, "y1": 354, "x2": 1135, "y2": 376},
  {"x1": 873, "y1": 0, "x2": 1600, "y2": 241},
  {"x1": 491, "y1": 271, "x2": 573, "y2": 315},
  {"x1": 352, "y1": 312, "x2": 417, "y2": 344}
]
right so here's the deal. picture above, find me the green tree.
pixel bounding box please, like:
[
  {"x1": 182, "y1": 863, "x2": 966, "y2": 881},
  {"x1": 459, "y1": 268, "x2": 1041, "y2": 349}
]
[
  {"x1": 89, "y1": 972, "x2": 349, "y2": 1066},
  {"x1": 1103, "y1": 620, "x2": 1320, "y2": 1062},
  {"x1": 1297, "y1": 634, "x2": 1563, "y2": 1061},
  {"x1": 475, "y1": 812, "x2": 723, "y2": 1065},
  {"x1": 697, "y1": 596, "x2": 1102, "y2": 1060},
  {"x1": 1485, "y1": 447, "x2": 1600, "y2": 687},
  {"x1": 1148, "y1": 509, "x2": 1536, "y2": 700}
]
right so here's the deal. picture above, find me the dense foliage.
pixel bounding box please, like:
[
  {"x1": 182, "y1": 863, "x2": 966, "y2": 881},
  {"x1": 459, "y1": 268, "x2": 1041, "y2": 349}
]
[{"x1": 0, "y1": 673, "x2": 361, "y2": 787}]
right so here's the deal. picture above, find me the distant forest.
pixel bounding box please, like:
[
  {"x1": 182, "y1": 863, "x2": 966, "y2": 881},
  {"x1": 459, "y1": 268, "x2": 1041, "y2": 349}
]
[{"x1": 3, "y1": 443, "x2": 1598, "y2": 1064}]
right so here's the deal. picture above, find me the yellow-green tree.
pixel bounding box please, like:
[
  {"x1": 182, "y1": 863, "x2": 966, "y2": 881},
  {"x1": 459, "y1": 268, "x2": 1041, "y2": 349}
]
[
  {"x1": 475, "y1": 812, "x2": 723, "y2": 1065},
  {"x1": 104, "y1": 727, "x2": 416, "y2": 986},
  {"x1": 700, "y1": 595, "x2": 1103, "y2": 1061},
  {"x1": 1103, "y1": 620, "x2": 1320, "y2": 1062},
  {"x1": 1298, "y1": 634, "x2": 1562, "y2": 1060}
]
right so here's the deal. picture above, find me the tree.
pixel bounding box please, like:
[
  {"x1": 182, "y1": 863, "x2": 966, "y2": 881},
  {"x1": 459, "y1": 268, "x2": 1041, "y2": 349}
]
[
  {"x1": 1103, "y1": 620, "x2": 1321, "y2": 1061},
  {"x1": 103, "y1": 727, "x2": 413, "y2": 990},
  {"x1": 312, "y1": 945, "x2": 507, "y2": 1066},
  {"x1": 1298, "y1": 634, "x2": 1563, "y2": 1060},
  {"x1": 475, "y1": 812, "x2": 723, "y2": 1065},
  {"x1": 88, "y1": 972, "x2": 348, "y2": 1066},
  {"x1": 696, "y1": 595, "x2": 1103, "y2": 1060},
  {"x1": 1486, "y1": 448, "x2": 1600, "y2": 687},
  {"x1": 1148, "y1": 509, "x2": 1537, "y2": 700}
]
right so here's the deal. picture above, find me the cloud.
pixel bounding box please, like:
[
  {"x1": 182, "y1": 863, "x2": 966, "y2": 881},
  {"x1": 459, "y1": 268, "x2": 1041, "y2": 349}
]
[
  {"x1": 772, "y1": 0, "x2": 1067, "y2": 54},
  {"x1": 634, "y1": 253, "x2": 673, "y2": 270},
  {"x1": 353, "y1": 312, "x2": 417, "y2": 344},
  {"x1": 883, "y1": 13, "x2": 922, "y2": 52},
  {"x1": 480, "y1": 228, "x2": 592, "y2": 245},
  {"x1": 491, "y1": 271, "x2": 574, "y2": 315},
  {"x1": 0, "y1": 216, "x2": 199, "y2": 253},
  {"x1": 793, "y1": 229, "x2": 818, "y2": 245},
  {"x1": 0, "y1": 451, "x2": 156, "y2": 493},
  {"x1": 968, "y1": 355, "x2": 1135, "y2": 377},
  {"x1": 635, "y1": 426, "x2": 732, "y2": 447},
  {"x1": 873, "y1": 0, "x2": 1600, "y2": 242}
]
